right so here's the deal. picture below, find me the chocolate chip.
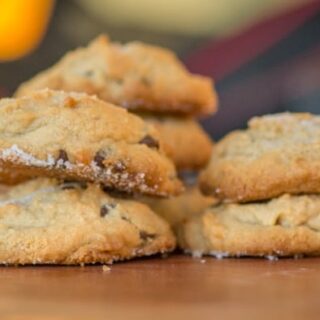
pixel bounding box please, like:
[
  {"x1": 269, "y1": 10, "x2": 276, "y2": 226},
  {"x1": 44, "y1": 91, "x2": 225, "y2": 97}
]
[
  {"x1": 56, "y1": 150, "x2": 69, "y2": 169},
  {"x1": 100, "y1": 203, "x2": 116, "y2": 217},
  {"x1": 57, "y1": 149, "x2": 69, "y2": 162},
  {"x1": 94, "y1": 150, "x2": 106, "y2": 168},
  {"x1": 139, "y1": 231, "x2": 156, "y2": 241},
  {"x1": 139, "y1": 135, "x2": 159, "y2": 149},
  {"x1": 100, "y1": 206, "x2": 109, "y2": 217}
]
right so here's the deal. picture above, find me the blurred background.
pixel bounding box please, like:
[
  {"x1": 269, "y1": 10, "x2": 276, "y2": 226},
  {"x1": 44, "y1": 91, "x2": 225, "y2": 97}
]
[{"x1": 0, "y1": 0, "x2": 319, "y2": 138}]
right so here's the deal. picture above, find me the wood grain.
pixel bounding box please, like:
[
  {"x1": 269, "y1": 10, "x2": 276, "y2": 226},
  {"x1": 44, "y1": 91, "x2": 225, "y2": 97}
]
[{"x1": 1, "y1": 254, "x2": 320, "y2": 320}]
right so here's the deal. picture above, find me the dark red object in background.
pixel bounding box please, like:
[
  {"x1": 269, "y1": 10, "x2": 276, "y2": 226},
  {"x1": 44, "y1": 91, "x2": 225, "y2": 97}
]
[
  {"x1": 185, "y1": 0, "x2": 320, "y2": 138},
  {"x1": 186, "y1": 1, "x2": 320, "y2": 81}
]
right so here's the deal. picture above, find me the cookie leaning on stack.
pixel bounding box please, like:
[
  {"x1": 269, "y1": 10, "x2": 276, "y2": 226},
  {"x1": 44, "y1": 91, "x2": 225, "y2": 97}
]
[
  {"x1": 0, "y1": 89, "x2": 182, "y2": 265},
  {"x1": 15, "y1": 34, "x2": 216, "y2": 171},
  {"x1": 178, "y1": 194, "x2": 320, "y2": 258},
  {"x1": 179, "y1": 113, "x2": 320, "y2": 258}
]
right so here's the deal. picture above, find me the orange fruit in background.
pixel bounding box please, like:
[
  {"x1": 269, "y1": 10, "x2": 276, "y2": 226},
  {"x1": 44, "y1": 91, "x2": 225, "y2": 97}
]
[{"x1": 0, "y1": 0, "x2": 54, "y2": 61}]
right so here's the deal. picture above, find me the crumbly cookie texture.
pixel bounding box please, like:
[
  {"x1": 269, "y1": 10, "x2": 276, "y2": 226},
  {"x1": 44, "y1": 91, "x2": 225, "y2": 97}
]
[
  {"x1": 141, "y1": 186, "x2": 217, "y2": 228},
  {"x1": 0, "y1": 178, "x2": 175, "y2": 265},
  {"x1": 178, "y1": 194, "x2": 320, "y2": 258},
  {"x1": 200, "y1": 113, "x2": 320, "y2": 202},
  {"x1": 140, "y1": 114, "x2": 213, "y2": 170},
  {"x1": 15, "y1": 35, "x2": 217, "y2": 116},
  {"x1": 0, "y1": 89, "x2": 183, "y2": 196}
]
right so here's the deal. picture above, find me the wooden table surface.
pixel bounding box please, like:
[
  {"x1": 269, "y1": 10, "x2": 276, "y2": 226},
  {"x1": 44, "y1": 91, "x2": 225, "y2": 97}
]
[{"x1": 1, "y1": 254, "x2": 320, "y2": 320}]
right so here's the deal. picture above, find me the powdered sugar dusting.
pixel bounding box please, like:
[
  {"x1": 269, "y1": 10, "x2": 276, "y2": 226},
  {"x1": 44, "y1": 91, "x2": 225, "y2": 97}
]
[
  {"x1": 89, "y1": 160, "x2": 156, "y2": 194},
  {"x1": 0, "y1": 145, "x2": 160, "y2": 195},
  {"x1": 1, "y1": 145, "x2": 55, "y2": 168},
  {"x1": 56, "y1": 158, "x2": 74, "y2": 170}
]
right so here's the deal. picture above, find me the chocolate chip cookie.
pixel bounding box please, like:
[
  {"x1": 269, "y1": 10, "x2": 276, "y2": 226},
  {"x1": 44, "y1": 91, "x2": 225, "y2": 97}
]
[
  {"x1": 178, "y1": 193, "x2": 320, "y2": 258},
  {"x1": 0, "y1": 89, "x2": 183, "y2": 196},
  {"x1": 0, "y1": 178, "x2": 175, "y2": 265},
  {"x1": 200, "y1": 113, "x2": 320, "y2": 202}
]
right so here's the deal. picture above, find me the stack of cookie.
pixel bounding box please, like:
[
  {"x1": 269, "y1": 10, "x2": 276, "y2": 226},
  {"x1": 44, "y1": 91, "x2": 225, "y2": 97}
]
[
  {"x1": 179, "y1": 113, "x2": 320, "y2": 258},
  {"x1": 0, "y1": 89, "x2": 184, "y2": 264},
  {"x1": 5, "y1": 35, "x2": 317, "y2": 261},
  {"x1": 15, "y1": 35, "x2": 217, "y2": 173},
  {"x1": 15, "y1": 34, "x2": 218, "y2": 228}
]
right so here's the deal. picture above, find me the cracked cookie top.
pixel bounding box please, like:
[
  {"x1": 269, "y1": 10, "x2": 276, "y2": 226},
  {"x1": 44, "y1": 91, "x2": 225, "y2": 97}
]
[
  {"x1": 200, "y1": 113, "x2": 320, "y2": 202},
  {"x1": 15, "y1": 35, "x2": 217, "y2": 117}
]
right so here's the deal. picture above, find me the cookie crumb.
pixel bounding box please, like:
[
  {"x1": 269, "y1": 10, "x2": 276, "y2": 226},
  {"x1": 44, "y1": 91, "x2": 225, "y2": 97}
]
[
  {"x1": 102, "y1": 265, "x2": 111, "y2": 272},
  {"x1": 139, "y1": 135, "x2": 159, "y2": 149},
  {"x1": 93, "y1": 150, "x2": 107, "y2": 168},
  {"x1": 100, "y1": 203, "x2": 116, "y2": 217}
]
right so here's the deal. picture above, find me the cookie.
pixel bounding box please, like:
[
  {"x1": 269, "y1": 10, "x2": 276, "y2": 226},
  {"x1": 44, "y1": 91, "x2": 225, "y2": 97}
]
[
  {"x1": 0, "y1": 167, "x2": 28, "y2": 185},
  {"x1": 178, "y1": 194, "x2": 320, "y2": 258},
  {"x1": 0, "y1": 89, "x2": 183, "y2": 196},
  {"x1": 15, "y1": 35, "x2": 217, "y2": 116},
  {"x1": 141, "y1": 186, "x2": 217, "y2": 227},
  {"x1": 0, "y1": 178, "x2": 176, "y2": 265},
  {"x1": 200, "y1": 113, "x2": 320, "y2": 202},
  {"x1": 140, "y1": 115, "x2": 213, "y2": 170}
]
